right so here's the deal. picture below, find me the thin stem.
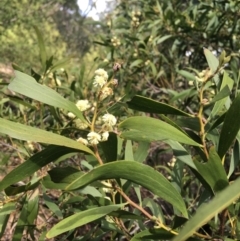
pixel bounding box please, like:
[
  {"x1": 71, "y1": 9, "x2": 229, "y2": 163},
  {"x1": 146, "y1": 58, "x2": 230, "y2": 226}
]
[
  {"x1": 115, "y1": 186, "x2": 153, "y2": 220},
  {"x1": 115, "y1": 185, "x2": 179, "y2": 236},
  {"x1": 197, "y1": 85, "x2": 209, "y2": 159},
  {"x1": 93, "y1": 145, "x2": 103, "y2": 165}
]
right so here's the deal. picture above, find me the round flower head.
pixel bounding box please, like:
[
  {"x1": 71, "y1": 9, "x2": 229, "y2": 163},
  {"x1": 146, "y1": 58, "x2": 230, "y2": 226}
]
[
  {"x1": 95, "y1": 68, "x2": 108, "y2": 80},
  {"x1": 93, "y1": 68, "x2": 108, "y2": 88},
  {"x1": 101, "y1": 131, "x2": 109, "y2": 141},
  {"x1": 102, "y1": 114, "x2": 117, "y2": 126},
  {"x1": 76, "y1": 100, "x2": 91, "y2": 111},
  {"x1": 77, "y1": 137, "x2": 88, "y2": 146},
  {"x1": 87, "y1": 132, "x2": 101, "y2": 145},
  {"x1": 67, "y1": 112, "x2": 76, "y2": 118},
  {"x1": 100, "y1": 87, "x2": 113, "y2": 101},
  {"x1": 93, "y1": 75, "x2": 106, "y2": 88},
  {"x1": 75, "y1": 119, "x2": 89, "y2": 130}
]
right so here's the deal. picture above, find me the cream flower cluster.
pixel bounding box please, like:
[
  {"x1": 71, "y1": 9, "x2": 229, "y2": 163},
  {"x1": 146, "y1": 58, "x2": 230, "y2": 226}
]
[
  {"x1": 76, "y1": 100, "x2": 91, "y2": 111},
  {"x1": 93, "y1": 68, "x2": 109, "y2": 87},
  {"x1": 100, "y1": 87, "x2": 113, "y2": 101},
  {"x1": 68, "y1": 99, "x2": 91, "y2": 119},
  {"x1": 102, "y1": 113, "x2": 117, "y2": 126},
  {"x1": 111, "y1": 36, "x2": 121, "y2": 47},
  {"x1": 77, "y1": 114, "x2": 117, "y2": 145},
  {"x1": 70, "y1": 68, "x2": 118, "y2": 146},
  {"x1": 131, "y1": 10, "x2": 141, "y2": 27}
]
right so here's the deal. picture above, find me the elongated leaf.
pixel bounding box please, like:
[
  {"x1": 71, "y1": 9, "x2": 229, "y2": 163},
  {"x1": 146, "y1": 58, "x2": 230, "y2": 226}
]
[
  {"x1": 33, "y1": 26, "x2": 47, "y2": 68},
  {"x1": 0, "y1": 145, "x2": 80, "y2": 191},
  {"x1": 43, "y1": 194, "x2": 63, "y2": 218},
  {"x1": 218, "y1": 93, "x2": 240, "y2": 158},
  {"x1": 193, "y1": 148, "x2": 228, "y2": 192},
  {"x1": 0, "y1": 203, "x2": 16, "y2": 216},
  {"x1": 66, "y1": 161, "x2": 188, "y2": 218},
  {"x1": 156, "y1": 35, "x2": 172, "y2": 44},
  {"x1": 119, "y1": 116, "x2": 201, "y2": 147},
  {"x1": 210, "y1": 85, "x2": 230, "y2": 103},
  {"x1": 8, "y1": 71, "x2": 85, "y2": 121},
  {"x1": 49, "y1": 56, "x2": 72, "y2": 73},
  {"x1": 134, "y1": 141, "x2": 150, "y2": 163},
  {"x1": 177, "y1": 70, "x2": 196, "y2": 81},
  {"x1": 0, "y1": 118, "x2": 93, "y2": 155},
  {"x1": 46, "y1": 204, "x2": 124, "y2": 238},
  {"x1": 173, "y1": 177, "x2": 240, "y2": 241},
  {"x1": 99, "y1": 132, "x2": 117, "y2": 162},
  {"x1": 203, "y1": 48, "x2": 219, "y2": 84},
  {"x1": 131, "y1": 228, "x2": 173, "y2": 241},
  {"x1": 127, "y1": 95, "x2": 191, "y2": 116},
  {"x1": 130, "y1": 59, "x2": 143, "y2": 68},
  {"x1": 110, "y1": 210, "x2": 142, "y2": 220},
  {"x1": 125, "y1": 140, "x2": 134, "y2": 160},
  {"x1": 42, "y1": 166, "x2": 84, "y2": 189},
  {"x1": 12, "y1": 197, "x2": 28, "y2": 241},
  {"x1": 209, "y1": 71, "x2": 234, "y2": 119}
]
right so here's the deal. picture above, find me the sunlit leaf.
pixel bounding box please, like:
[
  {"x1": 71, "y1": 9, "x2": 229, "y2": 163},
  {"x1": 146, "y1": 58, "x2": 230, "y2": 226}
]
[
  {"x1": 8, "y1": 70, "x2": 85, "y2": 121},
  {"x1": 127, "y1": 95, "x2": 191, "y2": 116},
  {"x1": 0, "y1": 145, "x2": 80, "y2": 191},
  {"x1": 119, "y1": 116, "x2": 201, "y2": 147},
  {"x1": 66, "y1": 161, "x2": 188, "y2": 218},
  {"x1": 46, "y1": 204, "x2": 124, "y2": 238},
  {"x1": 173, "y1": 177, "x2": 240, "y2": 241},
  {"x1": 0, "y1": 118, "x2": 94, "y2": 156}
]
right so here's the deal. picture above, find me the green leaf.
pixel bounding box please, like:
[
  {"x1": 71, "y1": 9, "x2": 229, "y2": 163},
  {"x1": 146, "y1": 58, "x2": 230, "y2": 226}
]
[
  {"x1": 203, "y1": 48, "x2": 219, "y2": 84},
  {"x1": 0, "y1": 145, "x2": 80, "y2": 191},
  {"x1": 218, "y1": 93, "x2": 240, "y2": 158},
  {"x1": 42, "y1": 166, "x2": 84, "y2": 189},
  {"x1": 209, "y1": 71, "x2": 234, "y2": 119},
  {"x1": 8, "y1": 71, "x2": 85, "y2": 121},
  {"x1": 66, "y1": 161, "x2": 188, "y2": 218},
  {"x1": 12, "y1": 191, "x2": 39, "y2": 241},
  {"x1": 177, "y1": 70, "x2": 196, "y2": 81},
  {"x1": 0, "y1": 118, "x2": 94, "y2": 155},
  {"x1": 125, "y1": 140, "x2": 134, "y2": 160},
  {"x1": 49, "y1": 56, "x2": 72, "y2": 73},
  {"x1": 0, "y1": 203, "x2": 16, "y2": 236},
  {"x1": 127, "y1": 95, "x2": 191, "y2": 116},
  {"x1": 46, "y1": 204, "x2": 124, "y2": 238},
  {"x1": 207, "y1": 112, "x2": 226, "y2": 132},
  {"x1": 166, "y1": 140, "x2": 196, "y2": 169},
  {"x1": 26, "y1": 189, "x2": 39, "y2": 225},
  {"x1": 210, "y1": 85, "x2": 230, "y2": 103},
  {"x1": 33, "y1": 26, "x2": 47, "y2": 69},
  {"x1": 109, "y1": 210, "x2": 142, "y2": 220},
  {"x1": 133, "y1": 141, "x2": 150, "y2": 163},
  {"x1": 173, "y1": 177, "x2": 240, "y2": 241},
  {"x1": 193, "y1": 148, "x2": 228, "y2": 192},
  {"x1": 131, "y1": 228, "x2": 173, "y2": 241},
  {"x1": 130, "y1": 59, "x2": 143, "y2": 68},
  {"x1": 5, "y1": 180, "x2": 40, "y2": 196},
  {"x1": 175, "y1": 117, "x2": 200, "y2": 132},
  {"x1": 156, "y1": 35, "x2": 172, "y2": 44},
  {"x1": 43, "y1": 194, "x2": 63, "y2": 218},
  {"x1": 0, "y1": 203, "x2": 16, "y2": 216},
  {"x1": 119, "y1": 116, "x2": 201, "y2": 147},
  {"x1": 99, "y1": 132, "x2": 117, "y2": 162}
]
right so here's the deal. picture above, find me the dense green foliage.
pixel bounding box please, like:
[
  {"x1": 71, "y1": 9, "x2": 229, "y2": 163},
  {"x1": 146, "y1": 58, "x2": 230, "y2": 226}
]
[{"x1": 1, "y1": 0, "x2": 240, "y2": 240}]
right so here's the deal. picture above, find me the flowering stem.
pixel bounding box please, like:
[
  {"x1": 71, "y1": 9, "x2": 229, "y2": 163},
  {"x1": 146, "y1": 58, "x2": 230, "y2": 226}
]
[
  {"x1": 93, "y1": 145, "x2": 104, "y2": 165},
  {"x1": 197, "y1": 85, "x2": 209, "y2": 159}
]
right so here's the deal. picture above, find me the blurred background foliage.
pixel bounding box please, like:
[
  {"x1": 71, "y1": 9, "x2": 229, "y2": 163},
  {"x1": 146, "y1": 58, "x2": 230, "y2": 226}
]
[
  {"x1": 98, "y1": 0, "x2": 240, "y2": 102},
  {"x1": 0, "y1": 0, "x2": 100, "y2": 70},
  {"x1": 1, "y1": 0, "x2": 240, "y2": 239}
]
